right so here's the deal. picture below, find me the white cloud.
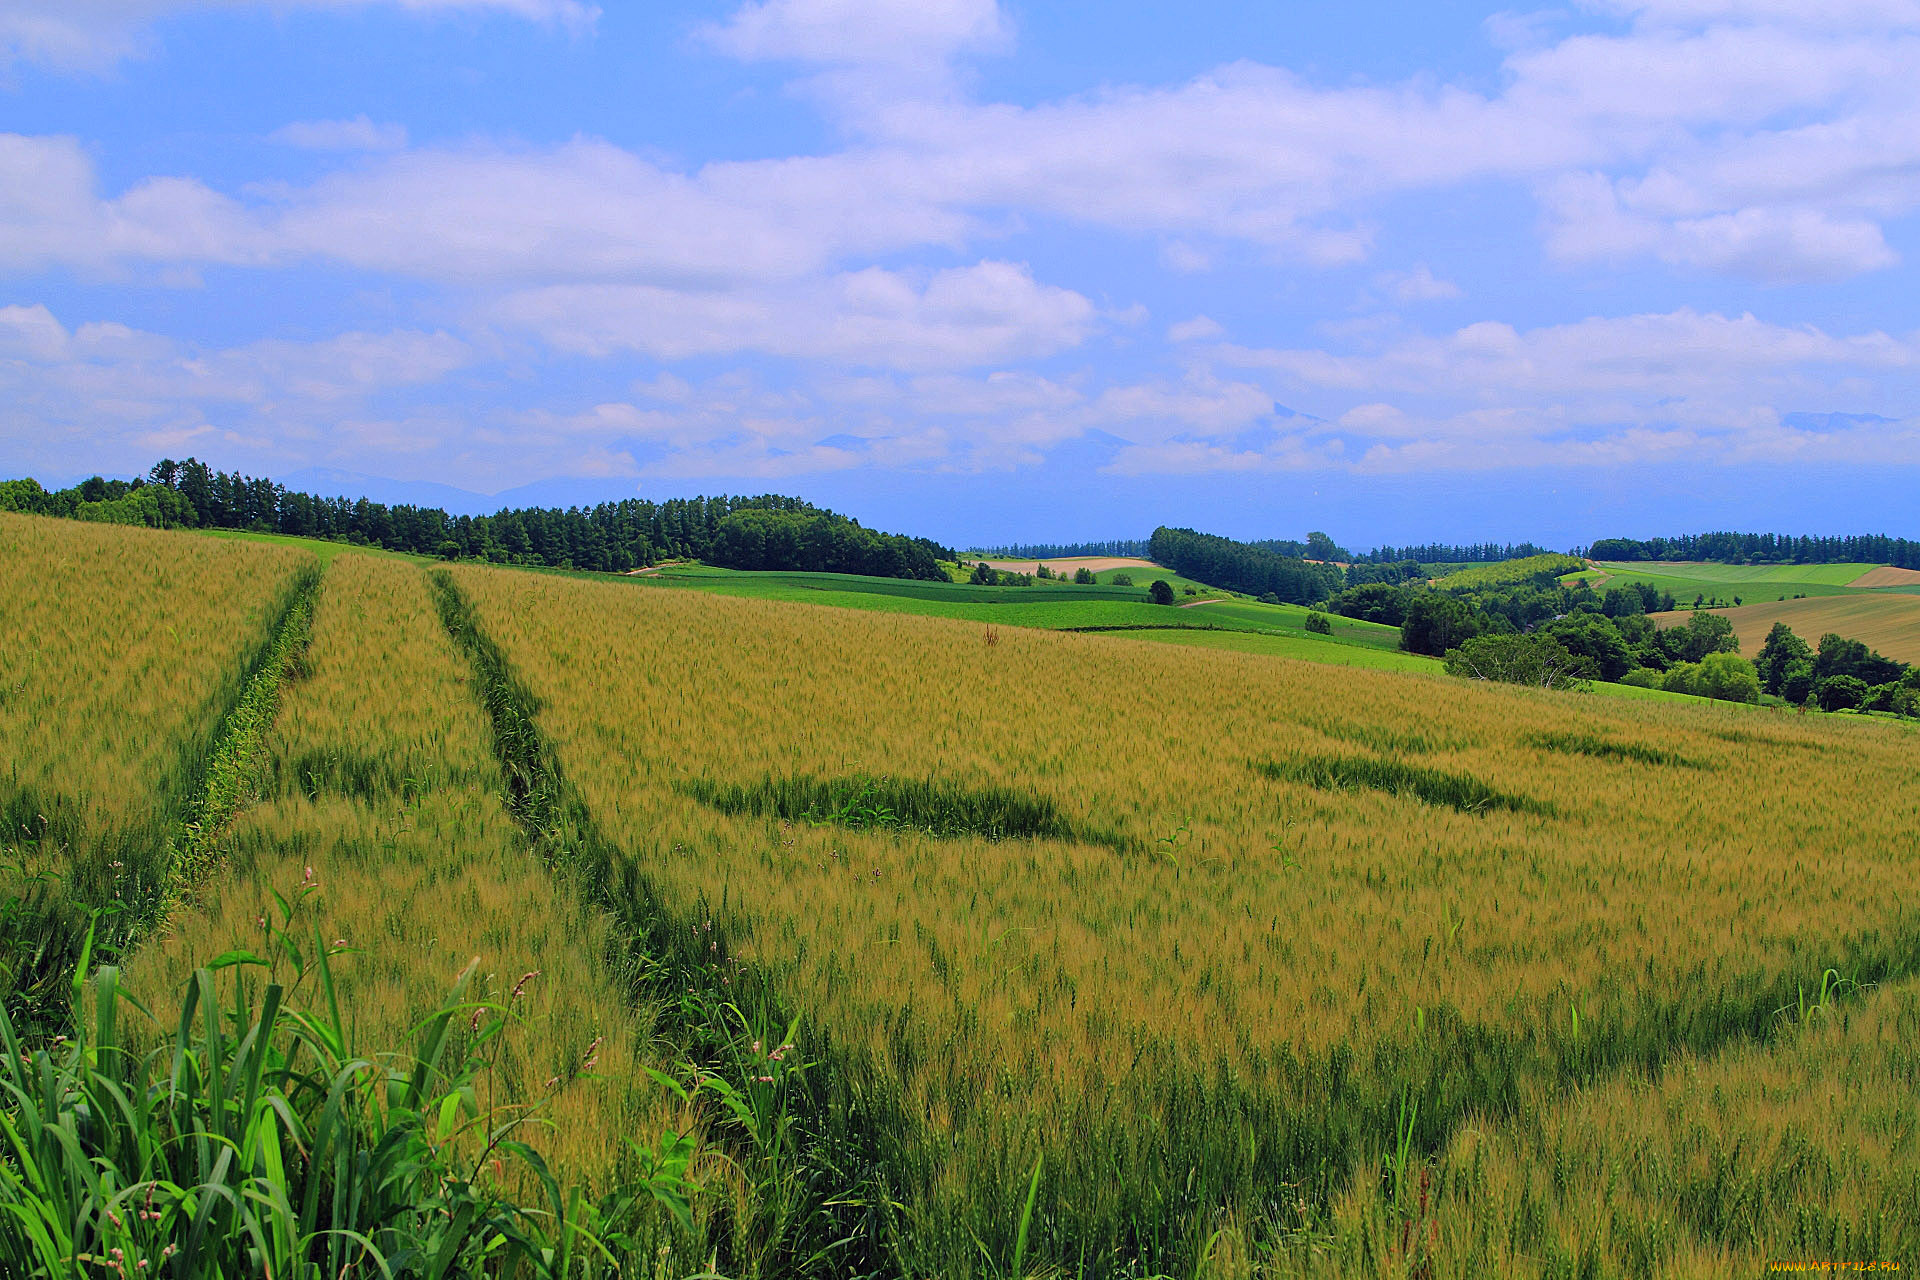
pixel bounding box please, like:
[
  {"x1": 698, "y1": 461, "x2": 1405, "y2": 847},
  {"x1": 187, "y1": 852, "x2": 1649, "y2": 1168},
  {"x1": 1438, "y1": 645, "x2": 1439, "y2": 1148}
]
[
  {"x1": 488, "y1": 261, "x2": 1096, "y2": 369},
  {"x1": 271, "y1": 116, "x2": 409, "y2": 152},
  {"x1": 274, "y1": 139, "x2": 966, "y2": 285},
  {"x1": 1167, "y1": 315, "x2": 1225, "y2": 343},
  {"x1": 701, "y1": 0, "x2": 1006, "y2": 68},
  {"x1": 1, "y1": 0, "x2": 597, "y2": 73},
  {"x1": 1163, "y1": 307, "x2": 1920, "y2": 472},
  {"x1": 0, "y1": 134, "x2": 265, "y2": 274},
  {"x1": 1377, "y1": 265, "x2": 1462, "y2": 302},
  {"x1": 1228, "y1": 308, "x2": 1912, "y2": 398},
  {"x1": 11, "y1": 2, "x2": 1920, "y2": 289},
  {"x1": 0, "y1": 303, "x2": 472, "y2": 477}
]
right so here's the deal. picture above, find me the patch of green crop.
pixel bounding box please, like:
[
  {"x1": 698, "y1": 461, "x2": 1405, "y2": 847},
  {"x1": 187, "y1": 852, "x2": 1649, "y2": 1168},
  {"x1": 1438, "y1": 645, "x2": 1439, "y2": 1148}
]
[
  {"x1": 1254, "y1": 754, "x2": 1551, "y2": 816},
  {"x1": 680, "y1": 772, "x2": 1130, "y2": 849},
  {"x1": 1525, "y1": 730, "x2": 1707, "y2": 769}
]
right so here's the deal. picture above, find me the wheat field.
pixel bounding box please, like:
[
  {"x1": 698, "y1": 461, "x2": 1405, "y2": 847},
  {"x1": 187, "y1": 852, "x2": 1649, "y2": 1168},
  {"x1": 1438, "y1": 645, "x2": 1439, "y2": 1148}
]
[
  {"x1": 128, "y1": 554, "x2": 701, "y2": 1211},
  {"x1": 6, "y1": 519, "x2": 1915, "y2": 1276},
  {"x1": 448, "y1": 563, "x2": 1920, "y2": 1273},
  {"x1": 0, "y1": 513, "x2": 313, "y2": 1010}
]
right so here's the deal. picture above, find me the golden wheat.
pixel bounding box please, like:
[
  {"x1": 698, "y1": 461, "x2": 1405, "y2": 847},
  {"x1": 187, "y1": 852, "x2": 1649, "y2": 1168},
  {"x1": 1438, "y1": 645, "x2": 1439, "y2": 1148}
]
[
  {"x1": 448, "y1": 563, "x2": 1920, "y2": 1266},
  {"x1": 1296, "y1": 975, "x2": 1920, "y2": 1277},
  {"x1": 0, "y1": 513, "x2": 312, "y2": 841},
  {"x1": 130, "y1": 554, "x2": 697, "y2": 1195}
]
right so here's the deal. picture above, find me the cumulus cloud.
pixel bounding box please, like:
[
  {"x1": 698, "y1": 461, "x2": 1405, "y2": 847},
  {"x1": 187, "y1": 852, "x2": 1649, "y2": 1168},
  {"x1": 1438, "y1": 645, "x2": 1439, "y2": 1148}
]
[
  {"x1": 487, "y1": 261, "x2": 1097, "y2": 370},
  {"x1": 1167, "y1": 316, "x2": 1225, "y2": 343},
  {"x1": 271, "y1": 116, "x2": 409, "y2": 152},
  {"x1": 1179, "y1": 307, "x2": 1920, "y2": 471},
  {"x1": 1377, "y1": 266, "x2": 1463, "y2": 303},
  {"x1": 12, "y1": 1, "x2": 1920, "y2": 286},
  {"x1": 1227, "y1": 308, "x2": 1913, "y2": 398},
  {"x1": 0, "y1": 303, "x2": 472, "y2": 476},
  {"x1": 0, "y1": 134, "x2": 265, "y2": 274},
  {"x1": 701, "y1": 0, "x2": 1006, "y2": 68},
  {"x1": 1, "y1": 0, "x2": 596, "y2": 73}
]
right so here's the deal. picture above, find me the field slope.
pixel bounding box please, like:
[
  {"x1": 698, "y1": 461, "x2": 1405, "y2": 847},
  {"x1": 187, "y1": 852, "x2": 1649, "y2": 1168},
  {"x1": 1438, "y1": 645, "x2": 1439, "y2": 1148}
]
[
  {"x1": 451, "y1": 561, "x2": 1920, "y2": 1277},
  {"x1": 1654, "y1": 592, "x2": 1920, "y2": 664}
]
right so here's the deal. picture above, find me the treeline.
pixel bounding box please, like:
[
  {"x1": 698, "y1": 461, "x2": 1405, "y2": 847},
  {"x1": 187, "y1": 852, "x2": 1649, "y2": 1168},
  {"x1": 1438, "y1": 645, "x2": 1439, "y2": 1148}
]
[
  {"x1": 1326, "y1": 558, "x2": 1919, "y2": 715},
  {"x1": 1251, "y1": 532, "x2": 1347, "y2": 562},
  {"x1": 1353, "y1": 541, "x2": 1555, "y2": 565},
  {"x1": 0, "y1": 460, "x2": 952, "y2": 579},
  {"x1": 1587, "y1": 532, "x2": 1920, "y2": 567},
  {"x1": 1148, "y1": 527, "x2": 1344, "y2": 604},
  {"x1": 972, "y1": 540, "x2": 1150, "y2": 559},
  {"x1": 707, "y1": 508, "x2": 947, "y2": 579}
]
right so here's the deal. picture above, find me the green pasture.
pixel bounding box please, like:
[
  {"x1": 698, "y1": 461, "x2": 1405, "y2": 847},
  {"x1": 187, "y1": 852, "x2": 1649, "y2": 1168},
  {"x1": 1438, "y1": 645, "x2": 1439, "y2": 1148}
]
[
  {"x1": 632, "y1": 563, "x2": 1410, "y2": 660},
  {"x1": 192, "y1": 526, "x2": 434, "y2": 566},
  {"x1": 1587, "y1": 563, "x2": 1870, "y2": 602},
  {"x1": 1105, "y1": 627, "x2": 1444, "y2": 673},
  {"x1": 1597, "y1": 560, "x2": 1882, "y2": 586}
]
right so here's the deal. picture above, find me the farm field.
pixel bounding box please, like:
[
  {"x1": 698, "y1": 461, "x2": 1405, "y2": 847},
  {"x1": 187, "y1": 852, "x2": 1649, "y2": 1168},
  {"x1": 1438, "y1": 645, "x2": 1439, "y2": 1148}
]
[
  {"x1": 1850, "y1": 565, "x2": 1920, "y2": 589},
  {"x1": 1108, "y1": 626, "x2": 1445, "y2": 673},
  {"x1": 1653, "y1": 593, "x2": 1920, "y2": 665},
  {"x1": 450, "y1": 561, "x2": 1920, "y2": 1276},
  {"x1": 634, "y1": 562, "x2": 1409, "y2": 656},
  {"x1": 0, "y1": 513, "x2": 315, "y2": 1013},
  {"x1": 8, "y1": 519, "x2": 1920, "y2": 1275},
  {"x1": 977, "y1": 556, "x2": 1159, "y2": 576},
  {"x1": 1585, "y1": 559, "x2": 1907, "y2": 603},
  {"x1": 128, "y1": 554, "x2": 688, "y2": 1195}
]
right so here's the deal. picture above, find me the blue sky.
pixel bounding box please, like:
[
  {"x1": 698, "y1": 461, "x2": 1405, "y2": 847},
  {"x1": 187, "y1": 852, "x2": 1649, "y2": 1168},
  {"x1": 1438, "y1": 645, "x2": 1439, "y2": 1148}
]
[{"x1": 2, "y1": 0, "x2": 1916, "y2": 548}]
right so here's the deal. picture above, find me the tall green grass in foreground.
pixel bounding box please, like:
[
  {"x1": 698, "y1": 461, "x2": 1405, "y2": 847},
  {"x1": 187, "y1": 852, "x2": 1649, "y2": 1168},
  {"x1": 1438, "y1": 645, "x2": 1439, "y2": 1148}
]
[{"x1": 0, "y1": 920, "x2": 670, "y2": 1279}]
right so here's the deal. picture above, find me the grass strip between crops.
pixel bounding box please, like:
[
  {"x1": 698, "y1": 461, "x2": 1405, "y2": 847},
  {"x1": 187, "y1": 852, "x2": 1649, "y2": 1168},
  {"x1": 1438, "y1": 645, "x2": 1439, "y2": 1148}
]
[
  {"x1": 1254, "y1": 753, "x2": 1554, "y2": 817},
  {"x1": 2, "y1": 563, "x2": 319, "y2": 1032},
  {"x1": 429, "y1": 570, "x2": 914, "y2": 1277},
  {"x1": 1524, "y1": 730, "x2": 1709, "y2": 769},
  {"x1": 155, "y1": 568, "x2": 320, "y2": 919},
  {"x1": 679, "y1": 772, "x2": 1133, "y2": 852}
]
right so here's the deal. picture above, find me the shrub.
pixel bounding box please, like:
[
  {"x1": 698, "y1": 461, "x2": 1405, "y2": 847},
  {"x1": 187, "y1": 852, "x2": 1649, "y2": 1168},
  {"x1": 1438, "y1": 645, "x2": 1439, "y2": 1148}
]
[
  {"x1": 1443, "y1": 633, "x2": 1591, "y2": 689},
  {"x1": 1073, "y1": 567, "x2": 1096, "y2": 585},
  {"x1": 1694, "y1": 651, "x2": 1762, "y2": 704},
  {"x1": 1148, "y1": 579, "x2": 1175, "y2": 605},
  {"x1": 1660, "y1": 661, "x2": 1700, "y2": 696},
  {"x1": 1620, "y1": 667, "x2": 1661, "y2": 689},
  {"x1": 1305, "y1": 611, "x2": 1333, "y2": 635},
  {"x1": 1330, "y1": 583, "x2": 1409, "y2": 626},
  {"x1": 1816, "y1": 674, "x2": 1870, "y2": 711},
  {"x1": 1402, "y1": 593, "x2": 1480, "y2": 656},
  {"x1": 1780, "y1": 658, "x2": 1816, "y2": 705},
  {"x1": 1112, "y1": 573, "x2": 1134, "y2": 586}
]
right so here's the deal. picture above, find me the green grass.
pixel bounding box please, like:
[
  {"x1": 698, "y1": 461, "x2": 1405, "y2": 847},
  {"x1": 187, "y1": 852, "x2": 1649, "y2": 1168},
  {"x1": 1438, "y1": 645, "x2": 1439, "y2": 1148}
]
[
  {"x1": 678, "y1": 772, "x2": 1127, "y2": 849},
  {"x1": 1590, "y1": 561, "x2": 1881, "y2": 602},
  {"x1": 1169, "y1": 599, "x2": 1404, "y2": 649},
  {"x1": 636, "y1": 564, "x2": 1410, "y2": 658},
  {"x1": 0, "y1": 944, "x2": 671, "y2": 1279},
  {"x1": 1524, "y1": 730, "x2": 1707, "y2": 769},
  {"x1": 646, "y1": 564, "x2": 1153, "y2": 604},
  {"x1": 1103, "y1": 626, "x2": 1443, "y2": 673},
  {"x1": 1600, "y1": 561, "x2": 1883, "y2": 586},
  {"x1": 192, "y1": 526, "x2": 436, "y2": 566},
  {"x1": 1253, "y1": 753, "x2": 1552, "y2": 816},
  {"x1": 1582, "y1": 679, "x2": 1710, "y2": 704}
]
